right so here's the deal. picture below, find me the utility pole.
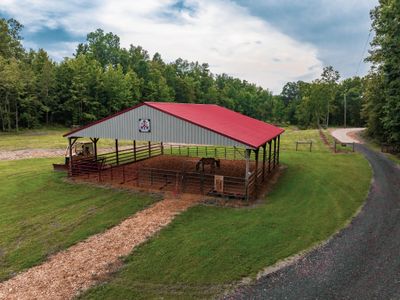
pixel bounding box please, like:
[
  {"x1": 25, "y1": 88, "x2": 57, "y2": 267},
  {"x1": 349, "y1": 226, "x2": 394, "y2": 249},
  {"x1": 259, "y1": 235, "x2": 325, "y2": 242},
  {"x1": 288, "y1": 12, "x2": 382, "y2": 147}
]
[{"x1": 344, "y1": 93, "x2": 347, "y2": 128}]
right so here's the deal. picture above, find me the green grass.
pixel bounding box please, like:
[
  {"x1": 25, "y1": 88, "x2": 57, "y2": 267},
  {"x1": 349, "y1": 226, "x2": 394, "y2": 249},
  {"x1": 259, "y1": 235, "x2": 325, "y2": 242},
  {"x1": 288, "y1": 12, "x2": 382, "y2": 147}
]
[
  {"x1": 0, "y1": 127, "x2": 135, "y2": 151},
  {"x1": 0, "y1": 158, "x2": 159, "y2": 281},
  {"x1": 81, "y1": 130, "x2": 372, "y2": 299},
  {"x1": 359, "y1": 131, "x2": 400, "y2": 165}
]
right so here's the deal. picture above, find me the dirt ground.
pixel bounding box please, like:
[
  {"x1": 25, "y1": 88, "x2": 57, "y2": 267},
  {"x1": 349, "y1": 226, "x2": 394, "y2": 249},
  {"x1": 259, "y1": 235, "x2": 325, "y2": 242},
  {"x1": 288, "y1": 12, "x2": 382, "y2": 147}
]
[
  {"x1": 123, "y1": 155, "x2": 256, "y2": 177},
  {"x1": 0, "y1": 194, "x2": 203, "y2": 300}
]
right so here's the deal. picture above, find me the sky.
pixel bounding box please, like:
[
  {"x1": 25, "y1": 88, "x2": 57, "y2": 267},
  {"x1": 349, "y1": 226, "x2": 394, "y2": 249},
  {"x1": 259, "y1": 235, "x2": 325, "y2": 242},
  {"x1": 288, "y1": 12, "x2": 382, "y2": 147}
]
[{"x1": 0, "y1": 0, "x2": 377, "y2": 93}]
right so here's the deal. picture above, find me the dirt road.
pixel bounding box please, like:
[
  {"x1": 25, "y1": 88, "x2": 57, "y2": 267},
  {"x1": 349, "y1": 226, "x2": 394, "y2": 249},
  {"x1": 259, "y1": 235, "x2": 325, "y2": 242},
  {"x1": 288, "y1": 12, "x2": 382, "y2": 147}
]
[{"x1": 226, "y1": 144, "x2": 400, "y2": 299}]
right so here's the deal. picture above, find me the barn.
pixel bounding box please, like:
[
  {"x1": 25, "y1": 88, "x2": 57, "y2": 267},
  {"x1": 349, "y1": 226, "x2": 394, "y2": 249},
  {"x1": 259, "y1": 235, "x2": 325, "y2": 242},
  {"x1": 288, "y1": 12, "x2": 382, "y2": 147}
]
[{"x1": 63, "y1": 102, "x2": 284, "y2": 200}]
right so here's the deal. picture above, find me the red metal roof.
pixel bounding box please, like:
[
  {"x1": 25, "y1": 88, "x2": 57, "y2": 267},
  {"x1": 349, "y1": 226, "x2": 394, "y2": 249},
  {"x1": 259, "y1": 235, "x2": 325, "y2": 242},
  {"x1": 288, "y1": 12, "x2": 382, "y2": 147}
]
[
  {"x1": 64, "y1": 102, "x2": 284, "y2": 148},
  {"x1": 146, "y1": 102, "x2": 283, "y2": 148}
]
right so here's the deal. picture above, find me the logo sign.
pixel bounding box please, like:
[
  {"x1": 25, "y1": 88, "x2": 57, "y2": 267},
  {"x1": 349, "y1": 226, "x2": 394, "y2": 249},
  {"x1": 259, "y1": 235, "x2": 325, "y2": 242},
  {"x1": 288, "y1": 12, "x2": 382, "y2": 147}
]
[{"x1": 138, "y1": 119, "x2": 151, "y2": 133}]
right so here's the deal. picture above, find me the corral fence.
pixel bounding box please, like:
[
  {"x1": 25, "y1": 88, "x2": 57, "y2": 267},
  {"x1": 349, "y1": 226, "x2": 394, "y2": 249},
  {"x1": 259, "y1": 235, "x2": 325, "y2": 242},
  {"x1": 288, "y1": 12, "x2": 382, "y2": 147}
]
[{"x1": 69, "y1": 143, "x2": 279, "y2": 200}]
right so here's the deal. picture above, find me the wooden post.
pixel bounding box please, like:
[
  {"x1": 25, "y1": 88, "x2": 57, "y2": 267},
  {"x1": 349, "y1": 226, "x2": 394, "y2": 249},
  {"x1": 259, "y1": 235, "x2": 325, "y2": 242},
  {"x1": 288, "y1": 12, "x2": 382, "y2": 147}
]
[
  {"x1": 296, "y1": 141, "x2": 298, "y2": 151},
  {"x1": 254, "y1": 148, "x2": 259, "y2": 195},
  {"x1": 277, "y1": 135, "x2": 280, "y2": 165},
  {"x1": 133, "y1": 140, "x2": 136, "y2": 161},
  {"x1": 148, "y1": 141, "x2": 151, "y2": 157},
  {"x1": 161, "y1": 142, "x2": 164, "y2": 155},
  {"x1": 273, "y1": 137, "x2": 276, "y2": 169},
  {"x1": 310, "y1": 141, "x2": 312, "y2": 152},
  {"x1": 268, "y1": 141, "x2": 272, "y2": 173},
  {"x1": 245, "y1": 149, "x2": 251, "y2": 202},
  {"x1": 90, "y1": 138, "x2": 98, "y2": 160},
  {"x1": 68, "y1": 137, "x2": 73, "y2": 176},
  {"x1": 262, "y1": 143, "x2": 266, "y2": 181},
  {"x1": 115, "y1": 139, "x2": 119, "y2": 165}
]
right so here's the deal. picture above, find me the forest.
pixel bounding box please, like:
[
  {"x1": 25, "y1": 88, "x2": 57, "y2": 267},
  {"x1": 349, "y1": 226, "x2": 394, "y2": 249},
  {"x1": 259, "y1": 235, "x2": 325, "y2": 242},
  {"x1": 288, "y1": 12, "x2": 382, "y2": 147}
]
[{"x1": 0, "y1": 0, "x2": 398, "y2": 143}]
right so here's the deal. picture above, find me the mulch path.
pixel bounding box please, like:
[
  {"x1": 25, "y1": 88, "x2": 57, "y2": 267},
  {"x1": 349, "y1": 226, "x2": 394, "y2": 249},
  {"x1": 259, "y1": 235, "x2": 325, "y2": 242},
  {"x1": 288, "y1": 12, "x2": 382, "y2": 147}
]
[{"x1": 0, "y1": 194, "x2": 203, "y2": 300}]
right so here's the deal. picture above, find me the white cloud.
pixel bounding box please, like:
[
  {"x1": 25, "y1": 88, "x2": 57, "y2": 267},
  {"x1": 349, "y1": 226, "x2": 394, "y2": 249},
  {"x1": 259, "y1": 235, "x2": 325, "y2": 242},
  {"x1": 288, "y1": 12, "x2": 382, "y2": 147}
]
[{"x1": 0, "y1": 0, "x2": 324, "y2": 93}]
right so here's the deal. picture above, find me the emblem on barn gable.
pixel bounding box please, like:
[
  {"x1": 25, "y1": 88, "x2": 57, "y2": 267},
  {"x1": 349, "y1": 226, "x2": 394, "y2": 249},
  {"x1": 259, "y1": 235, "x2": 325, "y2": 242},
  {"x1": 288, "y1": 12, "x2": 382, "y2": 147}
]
[{"x1": 138, "y1": 119, "x2": 151, "y2": 133}]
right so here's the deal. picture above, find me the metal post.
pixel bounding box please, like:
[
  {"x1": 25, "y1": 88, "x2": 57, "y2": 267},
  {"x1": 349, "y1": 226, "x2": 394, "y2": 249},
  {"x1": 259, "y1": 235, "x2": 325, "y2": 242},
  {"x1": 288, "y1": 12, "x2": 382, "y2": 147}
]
[
  {"x1": 115, "y1": 139, "x2": 119, "y2": 165},
  {"x1": 262, "y1": 143, "x2": 266, "y2": 181}
]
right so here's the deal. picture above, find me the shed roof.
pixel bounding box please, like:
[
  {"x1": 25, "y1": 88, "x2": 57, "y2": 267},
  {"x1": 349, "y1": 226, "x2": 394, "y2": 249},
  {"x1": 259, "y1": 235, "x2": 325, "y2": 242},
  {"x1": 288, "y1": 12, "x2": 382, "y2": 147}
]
[{"x1": 64, "y1": 102, "x2": 284, "y2": 149}]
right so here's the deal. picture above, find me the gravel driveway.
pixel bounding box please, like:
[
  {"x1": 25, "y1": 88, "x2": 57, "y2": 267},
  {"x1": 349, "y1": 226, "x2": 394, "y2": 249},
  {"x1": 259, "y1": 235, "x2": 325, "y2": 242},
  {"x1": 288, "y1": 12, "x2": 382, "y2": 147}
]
[
  {"x1": 226, "y1": 145, "x2": 400, "y2": 299},
  {"x1": 331, "y1": 128, "x2": 365, "y2": 143}
]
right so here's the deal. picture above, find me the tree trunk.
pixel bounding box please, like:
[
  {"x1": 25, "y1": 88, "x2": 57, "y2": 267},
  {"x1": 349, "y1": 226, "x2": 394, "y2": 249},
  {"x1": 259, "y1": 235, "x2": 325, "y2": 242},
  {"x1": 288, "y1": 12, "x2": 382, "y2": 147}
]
[{"x1": 15, "y1": 100, "x2": 19, "y2": 132}]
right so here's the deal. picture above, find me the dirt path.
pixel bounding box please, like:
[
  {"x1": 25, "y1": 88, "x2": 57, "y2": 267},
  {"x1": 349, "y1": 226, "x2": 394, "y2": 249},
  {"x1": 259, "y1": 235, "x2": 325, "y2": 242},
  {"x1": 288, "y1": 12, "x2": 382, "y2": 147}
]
[
  {"x1": 0, "y1": 195, "x2": 202, "y2": 300},
  {"x1": 225, "y1": 144, "x2": 400, "y2": 299},
  {"x1": 0, "y1": 149, "x2": 65, "y2": 161},
  {"x1": 331, "y1": 127, "x2": 365, "y2": 143},
  {"x1": 0, "y1": 146, "x2": 131, "y2": 161}
]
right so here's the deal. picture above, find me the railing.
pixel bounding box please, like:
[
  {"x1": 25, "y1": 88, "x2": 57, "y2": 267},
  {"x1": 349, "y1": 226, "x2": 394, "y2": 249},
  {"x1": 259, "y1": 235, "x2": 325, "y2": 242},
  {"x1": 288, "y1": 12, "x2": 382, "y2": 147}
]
[{"x1": 70, "y1": 143, "x2": 162, "y2": 177}]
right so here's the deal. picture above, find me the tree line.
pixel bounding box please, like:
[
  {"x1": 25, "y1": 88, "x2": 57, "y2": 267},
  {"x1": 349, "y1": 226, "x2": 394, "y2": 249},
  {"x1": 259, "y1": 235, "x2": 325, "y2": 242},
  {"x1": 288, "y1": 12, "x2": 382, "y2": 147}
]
[{"x1": 0, "y1": 1, "x2": 398, "y2": 144}]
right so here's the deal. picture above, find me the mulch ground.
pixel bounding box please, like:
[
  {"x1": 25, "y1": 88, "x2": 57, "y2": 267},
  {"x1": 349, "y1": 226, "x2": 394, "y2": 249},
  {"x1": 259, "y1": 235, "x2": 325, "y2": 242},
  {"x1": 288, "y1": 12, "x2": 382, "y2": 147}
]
[{"x1": 0, "y1": 194, "x2": 203, "y2": 300}]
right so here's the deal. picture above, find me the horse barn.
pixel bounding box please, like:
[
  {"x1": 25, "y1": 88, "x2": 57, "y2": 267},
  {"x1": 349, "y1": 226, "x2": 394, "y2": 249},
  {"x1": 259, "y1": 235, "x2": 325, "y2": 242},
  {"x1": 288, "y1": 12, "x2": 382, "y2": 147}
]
[{"x1": 63, "y1": 102, "x2": 284, "y2": 201}]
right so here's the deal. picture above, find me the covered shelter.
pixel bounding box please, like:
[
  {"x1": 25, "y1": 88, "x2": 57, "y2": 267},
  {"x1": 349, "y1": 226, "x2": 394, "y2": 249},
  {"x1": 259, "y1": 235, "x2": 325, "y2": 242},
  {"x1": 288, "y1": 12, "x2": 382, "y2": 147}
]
[{"x1": 63, "y1": 102, "x2": 284, "y2": 200}]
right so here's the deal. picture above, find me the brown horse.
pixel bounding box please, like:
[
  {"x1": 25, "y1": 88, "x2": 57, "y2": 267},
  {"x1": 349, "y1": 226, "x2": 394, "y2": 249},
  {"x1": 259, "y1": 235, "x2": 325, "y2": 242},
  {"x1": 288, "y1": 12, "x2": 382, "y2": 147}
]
[{"x1": 196, "y1": 157, "x2": 221, "y2": 172}]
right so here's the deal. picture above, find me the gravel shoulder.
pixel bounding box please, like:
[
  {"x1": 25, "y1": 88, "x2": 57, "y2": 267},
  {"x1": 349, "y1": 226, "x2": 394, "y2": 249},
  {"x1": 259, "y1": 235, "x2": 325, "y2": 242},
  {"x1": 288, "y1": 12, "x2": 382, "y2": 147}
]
[{"x1": 226, "y1": 144, "x2": 400, "y2": 299}]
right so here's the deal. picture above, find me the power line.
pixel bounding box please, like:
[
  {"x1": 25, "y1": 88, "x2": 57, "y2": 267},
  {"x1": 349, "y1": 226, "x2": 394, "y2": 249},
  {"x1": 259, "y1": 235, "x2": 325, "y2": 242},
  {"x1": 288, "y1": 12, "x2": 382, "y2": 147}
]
[{"x1": 355, "y1": 30, "x2": 372, "y2": 77}]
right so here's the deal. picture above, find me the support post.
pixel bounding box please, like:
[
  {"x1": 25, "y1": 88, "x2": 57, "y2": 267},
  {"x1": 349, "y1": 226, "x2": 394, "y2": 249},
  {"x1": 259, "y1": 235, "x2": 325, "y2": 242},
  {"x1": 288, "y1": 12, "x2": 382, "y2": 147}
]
[
  {"x1": 90, "y1": 138, "x2": 99, "y2": 160},
  {"x1": 277, "y1": 135, "x2": 280, "y2": 165},
  {"x1": 133, "y1": 140, "x2": 136, "y2": 161},
  {"x1": 245, "y1": 149, "x2": 251, "y2": 201},
  {"x1": 68, "y1": 137, "x2": 73, "y2": 176},
  {"x1": 273, "y1": 137, "x2": 277, "y2": 169},
  {"x1": 161, "y1": 142, "x2": 164, "y2": 155},
  {"x1": 115, "y1": 139, "x2": 119, "y2": 165},
  {"x1": 268, "y1": 141, "x2": 272, "y2": 173},
  {"x1": 254, "y1": 148, "x2": 259, "y2": 195},
  {"x1": 148, "y1": 141, "x2": 151, "y2": 157},
  {"x1": 262, "y1": 143, "x2": 266, "y2": 182}
]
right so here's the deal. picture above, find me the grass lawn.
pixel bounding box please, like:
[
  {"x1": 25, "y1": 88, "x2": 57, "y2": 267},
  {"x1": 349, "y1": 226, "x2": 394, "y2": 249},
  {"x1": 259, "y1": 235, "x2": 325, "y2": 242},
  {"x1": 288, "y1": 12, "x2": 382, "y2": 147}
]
[
  {"x1": 0, "y1": 158, "x2": 159, "y2": 281},
  {"x1": 359, "y1": 131, "x2": 400, "y2": 165},
  {"x1": 0, "y1": 127, "x2": 135, "y2": 151},
  {"x1": 80, "y1": 130, "x2": 372, "y2": 299}
]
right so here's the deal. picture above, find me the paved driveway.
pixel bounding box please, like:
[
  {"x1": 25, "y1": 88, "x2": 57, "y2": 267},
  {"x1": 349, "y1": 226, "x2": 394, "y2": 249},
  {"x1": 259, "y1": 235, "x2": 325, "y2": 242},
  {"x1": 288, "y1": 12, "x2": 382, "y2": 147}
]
[{"x1": 226, "y1": 144, "x2": 400, "y2": 299}]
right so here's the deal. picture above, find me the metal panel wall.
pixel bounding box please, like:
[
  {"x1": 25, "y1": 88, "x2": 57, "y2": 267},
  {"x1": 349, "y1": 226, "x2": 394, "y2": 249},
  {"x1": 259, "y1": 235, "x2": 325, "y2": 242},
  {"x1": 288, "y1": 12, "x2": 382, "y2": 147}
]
[{"x1": 66, "y1": 105, "x2": 250, "y2": 148}]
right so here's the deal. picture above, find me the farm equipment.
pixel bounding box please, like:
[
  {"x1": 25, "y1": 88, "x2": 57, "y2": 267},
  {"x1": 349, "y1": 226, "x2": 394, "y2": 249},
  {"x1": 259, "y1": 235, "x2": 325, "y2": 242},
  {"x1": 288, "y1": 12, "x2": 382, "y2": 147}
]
[{"x1": 53, "y1": 142, "x2": 95, "y2": 172}]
